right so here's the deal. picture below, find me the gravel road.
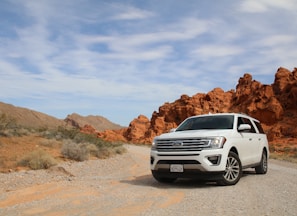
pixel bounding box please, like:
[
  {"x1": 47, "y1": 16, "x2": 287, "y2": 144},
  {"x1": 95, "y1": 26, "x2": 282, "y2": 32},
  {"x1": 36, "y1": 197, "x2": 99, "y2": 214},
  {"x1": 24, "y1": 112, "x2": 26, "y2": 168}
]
[{"x1": 0, "y1": 144, "x2": 297, "y2": 216}]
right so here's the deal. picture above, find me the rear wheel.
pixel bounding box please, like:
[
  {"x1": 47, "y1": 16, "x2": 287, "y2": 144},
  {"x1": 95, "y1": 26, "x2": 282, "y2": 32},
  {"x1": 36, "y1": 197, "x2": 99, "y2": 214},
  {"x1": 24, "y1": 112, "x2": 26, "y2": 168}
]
[
  {"x1": 218, "y1": 152, "x2": 242, "y2": 186},
  {"x1": 255, "y1": 151, "x2": 268, "y2": 174},
  {"x1": 151, "y1": 171, "x2": 176, "y2": 183}
]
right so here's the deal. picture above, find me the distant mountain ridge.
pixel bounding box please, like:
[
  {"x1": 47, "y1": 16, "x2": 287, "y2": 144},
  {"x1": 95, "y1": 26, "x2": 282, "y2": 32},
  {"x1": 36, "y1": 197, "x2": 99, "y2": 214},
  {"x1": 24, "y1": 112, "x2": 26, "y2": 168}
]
[
  {"x1": 0, "y1": 102, "x2": 65, "y2": 129},
  {"x1": 0, "y1": 102, "x2": 122, "y2": 131},
  {"x1": 65, "y1": 113, "x2": 123, "y2": 131}
]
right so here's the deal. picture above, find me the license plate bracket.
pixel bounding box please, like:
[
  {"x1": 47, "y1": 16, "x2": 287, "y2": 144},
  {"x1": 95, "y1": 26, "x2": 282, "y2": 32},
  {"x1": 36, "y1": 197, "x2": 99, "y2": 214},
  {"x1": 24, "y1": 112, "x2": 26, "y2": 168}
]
[{"x1": 170, "y1": 164, "x2": 184, "y2": 173}]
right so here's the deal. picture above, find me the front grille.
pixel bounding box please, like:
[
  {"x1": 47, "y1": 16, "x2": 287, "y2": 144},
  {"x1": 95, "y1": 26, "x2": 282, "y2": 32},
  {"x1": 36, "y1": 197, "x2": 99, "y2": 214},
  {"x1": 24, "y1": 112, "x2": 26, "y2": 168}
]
[{"x1": 155, "y1": 138, "x2": 210, "y2": 152}]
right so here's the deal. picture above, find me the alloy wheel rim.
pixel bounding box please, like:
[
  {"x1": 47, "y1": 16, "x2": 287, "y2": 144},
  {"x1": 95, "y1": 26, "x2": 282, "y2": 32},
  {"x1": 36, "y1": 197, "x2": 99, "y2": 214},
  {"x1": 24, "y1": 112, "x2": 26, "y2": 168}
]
[{"x1": 224, "y1": 156, "x2": 240, "y2": 182}]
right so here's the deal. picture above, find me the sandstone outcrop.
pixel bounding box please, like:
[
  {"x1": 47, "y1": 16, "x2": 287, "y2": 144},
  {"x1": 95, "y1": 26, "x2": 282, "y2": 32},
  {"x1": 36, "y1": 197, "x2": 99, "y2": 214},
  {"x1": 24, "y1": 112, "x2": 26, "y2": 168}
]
[{"x1": 95, "y1": 67, "x2": 297, "y2": 144}]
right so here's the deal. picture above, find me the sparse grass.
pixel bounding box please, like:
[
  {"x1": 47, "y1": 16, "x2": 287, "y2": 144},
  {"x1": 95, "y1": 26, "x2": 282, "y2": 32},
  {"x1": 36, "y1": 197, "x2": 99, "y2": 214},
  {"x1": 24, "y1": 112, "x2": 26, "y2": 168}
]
[
  {"x1": 39, "y1": 139, "x2": 57, "y2": 147},
  {"x1": 96, "y1": 145, "x2": 127, "y2": 159},
  {"x1": 61, "y1": 138, "x2": 127, "y2": 161},
  {"x1": 18, "y1": 149, "x2": 57, "y2": 170},
  {"x1": 269, "y1": 143, "x2": 297, "y2": 163},
  {"x1": 39, "y1": 126, "x2": 80, "y2": 140},
  {"x1": 54, "y1": 127, "x2": 127, "y2": 161},
  {"x1": 0, "y1": 156, "x2": 3, "y2": 168},
  {"x1": 269, "y1": 153, "x2": 297, "y2": 163},
  {"x1": 0, "y1": 120, "x2": 128, "y2": 172}
]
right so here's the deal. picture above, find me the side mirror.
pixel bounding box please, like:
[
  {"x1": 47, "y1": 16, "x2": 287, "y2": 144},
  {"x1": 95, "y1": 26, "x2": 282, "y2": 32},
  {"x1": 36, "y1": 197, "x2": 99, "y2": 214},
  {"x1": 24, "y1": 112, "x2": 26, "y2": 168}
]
[
  {"x1": 238, "y1": 124, "x2": 251, "y2": 132},
  {"x1": 170, "y1": 128, "x2": 176, "y2": 133}
]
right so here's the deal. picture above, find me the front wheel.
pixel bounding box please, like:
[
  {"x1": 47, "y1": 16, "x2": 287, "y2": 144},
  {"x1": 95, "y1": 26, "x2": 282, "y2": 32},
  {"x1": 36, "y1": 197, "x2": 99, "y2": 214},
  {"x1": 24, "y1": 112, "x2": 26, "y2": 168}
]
[
  {"x1": 217, "y1": 152, "x2": 242, "y2": 186},
  {"x1": 255, "y1": 151, "x2": 268, "y2": 174}
]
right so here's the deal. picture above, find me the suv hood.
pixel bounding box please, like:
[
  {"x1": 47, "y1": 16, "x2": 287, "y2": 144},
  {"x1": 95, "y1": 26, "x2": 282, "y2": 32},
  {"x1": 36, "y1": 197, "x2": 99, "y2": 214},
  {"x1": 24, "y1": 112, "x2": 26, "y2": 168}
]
[{"x1": 156, "y1": 129, "x2": 233, "y2": 139}]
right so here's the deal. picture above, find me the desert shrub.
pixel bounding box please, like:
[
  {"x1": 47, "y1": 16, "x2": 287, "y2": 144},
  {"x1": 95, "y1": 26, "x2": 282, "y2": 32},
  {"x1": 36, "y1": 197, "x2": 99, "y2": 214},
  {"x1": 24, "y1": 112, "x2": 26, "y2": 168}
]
[
  {"x1": 0, "y1": 156, "x2": 3, "y2": 168},
  {"x1": 39, "y1": 139, "x2": 57, "y2": 147},
  {"x1": 96, "y1": 145, "x2": 127, "y2": 159},
  {"x1": 96, "y1": 147, "x2": 112, "y2": 159},
  {"x1": 41, "y1": 127, "x2": 127, "y2": 161},
  {"x1": 18, "y1": 149, "x2": 57, "y2": 170},
  {"x1": 86, "y1": 143, "x2": 99, "y2": 157},
  {"x1": 40, "y1": 126, "x2": 81, "y2": 141},
  {"x1": 269, "y1": 145, "x2": 276, "y2": 152},
  {"x1": 292, "y1": 149, "x2": 297, "y2": 158},
  {"x1": 61, "y1": 138, "x2": 126, "y2": 160},
  {"x1": 37, "y1": 126, "x2": 49, "y2": 133},
  {"x1": 58, "y1": 127, "x2": 80, "y2": 140},
  {"x1": 61, "y1": 140, "x2": 89, "y2": 161},
  {"x1": 283, "y1": 146, "x2": 292, "y2": 153},
  {"x1": 0, "y1": 113, "x2": 17, "y2": 132}
]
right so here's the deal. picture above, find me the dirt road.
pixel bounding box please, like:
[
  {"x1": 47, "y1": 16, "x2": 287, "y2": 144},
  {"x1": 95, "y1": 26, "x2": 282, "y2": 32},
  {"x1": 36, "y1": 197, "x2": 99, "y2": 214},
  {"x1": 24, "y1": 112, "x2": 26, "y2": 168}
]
[{"x1": 0, "y1": 144, "x2": 297, "y2": 216}]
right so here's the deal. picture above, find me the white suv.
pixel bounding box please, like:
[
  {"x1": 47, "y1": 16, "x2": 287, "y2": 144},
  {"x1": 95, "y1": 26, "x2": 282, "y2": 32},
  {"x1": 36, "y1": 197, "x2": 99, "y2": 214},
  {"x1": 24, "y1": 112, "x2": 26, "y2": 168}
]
[{"x1": 150, "y1": 113, "x2": 269, "y2": 185}]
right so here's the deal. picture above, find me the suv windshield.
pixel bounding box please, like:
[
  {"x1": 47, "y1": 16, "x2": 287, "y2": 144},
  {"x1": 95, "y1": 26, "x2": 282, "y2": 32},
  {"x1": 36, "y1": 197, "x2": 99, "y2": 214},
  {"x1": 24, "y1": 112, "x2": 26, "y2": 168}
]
[{"x1": 176, "y1": 115, "x2": 234, "y2": 131}]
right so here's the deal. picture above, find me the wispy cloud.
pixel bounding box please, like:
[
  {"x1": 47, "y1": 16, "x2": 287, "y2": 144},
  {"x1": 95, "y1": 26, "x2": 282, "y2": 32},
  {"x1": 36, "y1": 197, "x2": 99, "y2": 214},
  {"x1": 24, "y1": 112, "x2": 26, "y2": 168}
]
[
  {"x1": 0, "y1": 0, "x2": 296, "y2": 125},
  {"x1": 239, "y1": 0, "x2": 297, "y2": 13},
  {"x1": 110, "y1": 3, "x2": 155, "y2": 20},
  {"x1": 192, "y1": 45, "x2": 244, "y2": 58}
]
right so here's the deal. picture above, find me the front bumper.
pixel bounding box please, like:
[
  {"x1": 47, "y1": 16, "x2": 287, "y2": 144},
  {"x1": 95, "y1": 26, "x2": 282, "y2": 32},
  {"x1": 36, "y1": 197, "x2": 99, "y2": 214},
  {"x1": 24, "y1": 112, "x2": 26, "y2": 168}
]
[{"x1": 150, "y1": 149, "x2": 227, "y2": 173}]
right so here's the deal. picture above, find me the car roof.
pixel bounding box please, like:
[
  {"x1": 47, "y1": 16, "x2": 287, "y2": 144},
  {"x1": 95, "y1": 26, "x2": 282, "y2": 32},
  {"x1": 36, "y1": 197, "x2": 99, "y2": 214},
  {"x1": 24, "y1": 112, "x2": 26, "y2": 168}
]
[{"x1": 187, "y1": 113, "x2": 260, "y2": 122}]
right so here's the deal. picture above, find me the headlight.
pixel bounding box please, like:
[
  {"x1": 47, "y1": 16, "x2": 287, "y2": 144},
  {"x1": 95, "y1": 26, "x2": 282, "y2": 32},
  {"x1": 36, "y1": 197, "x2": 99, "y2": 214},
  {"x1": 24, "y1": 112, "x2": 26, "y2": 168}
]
[
  {"x1": 209, "y1": 136, "x2": 226, "y2": 148},
  {"x1": 151, "y1": 139, "x2": 157, "y2": 150}
]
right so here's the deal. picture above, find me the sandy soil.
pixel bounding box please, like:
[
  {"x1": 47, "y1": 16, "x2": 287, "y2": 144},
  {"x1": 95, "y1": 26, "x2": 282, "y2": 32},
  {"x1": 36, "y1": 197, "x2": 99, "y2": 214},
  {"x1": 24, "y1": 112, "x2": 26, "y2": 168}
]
[
  {"x1": 0, "y1": 135, "x2": 64, "y2": 172},
  {"x1": 0, "y1": 144, "x2": 297, "y2": 216}
]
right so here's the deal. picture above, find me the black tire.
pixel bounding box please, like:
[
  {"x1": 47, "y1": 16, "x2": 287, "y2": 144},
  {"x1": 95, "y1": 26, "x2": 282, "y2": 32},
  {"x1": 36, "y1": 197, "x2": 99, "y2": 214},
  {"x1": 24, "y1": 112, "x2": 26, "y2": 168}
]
[
  {"x1": 151, "y1": 171, "x2": 176, "y2": 183},
  {"x1": 255, "y1": 151, "x2": 268, "y2": 174},
  {"x1": 217, "y1": 152, "x2": 242, "y2": 186}
]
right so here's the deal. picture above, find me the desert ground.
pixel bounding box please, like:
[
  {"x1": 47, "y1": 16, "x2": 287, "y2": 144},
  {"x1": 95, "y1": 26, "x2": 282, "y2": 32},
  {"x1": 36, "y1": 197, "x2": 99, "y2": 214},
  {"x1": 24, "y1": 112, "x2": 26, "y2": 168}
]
[{"x1": 1, "y1": 144, "x2": 297, "y2": 216}]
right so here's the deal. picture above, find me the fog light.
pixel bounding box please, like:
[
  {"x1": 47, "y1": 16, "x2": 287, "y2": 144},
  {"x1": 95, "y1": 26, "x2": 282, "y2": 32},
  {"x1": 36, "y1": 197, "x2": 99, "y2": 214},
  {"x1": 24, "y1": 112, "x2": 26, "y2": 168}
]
[
  {"x1": 150, "y1": 156, "x2": 155, "y2": 165},
  {"x1": 207, "y1": 155, "x2": 221, "y2": 165}
]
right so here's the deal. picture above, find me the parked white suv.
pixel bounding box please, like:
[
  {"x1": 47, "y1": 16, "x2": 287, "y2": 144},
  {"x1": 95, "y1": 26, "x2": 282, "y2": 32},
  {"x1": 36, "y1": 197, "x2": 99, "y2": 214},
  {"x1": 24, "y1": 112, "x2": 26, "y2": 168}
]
[{"x1": 150, "y1": 113, "x2": 269, "y2": 185}]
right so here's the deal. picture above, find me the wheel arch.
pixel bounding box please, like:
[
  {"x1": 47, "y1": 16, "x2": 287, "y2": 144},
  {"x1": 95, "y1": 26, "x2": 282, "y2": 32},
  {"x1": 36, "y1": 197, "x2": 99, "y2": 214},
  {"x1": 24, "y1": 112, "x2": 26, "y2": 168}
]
[
  {"x1": 229, "y1": 146, "x2": 239, "y2": 156},
  {"x1": 263, "y1": 147, "x2": 268, "y2": 154},
  {"x1": 262, "y1": 146, "x2": 269, "y2": 158}
]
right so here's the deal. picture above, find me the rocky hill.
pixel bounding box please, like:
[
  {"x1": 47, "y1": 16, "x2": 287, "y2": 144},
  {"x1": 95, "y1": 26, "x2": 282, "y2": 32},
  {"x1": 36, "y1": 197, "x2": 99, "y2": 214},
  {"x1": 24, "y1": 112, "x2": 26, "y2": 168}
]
[
  {"x1": 0, "y1": 102, "x2": 65, "y2": 129},
  {"x1": 0, "y1": 103, "x2": 122, "y2": 131},
  {"x1": 65, "y1": 113, "x2": 123, "y2": 131},
  {"x1": 97, "y1": 67, "x2": 297, "y2": 144}
]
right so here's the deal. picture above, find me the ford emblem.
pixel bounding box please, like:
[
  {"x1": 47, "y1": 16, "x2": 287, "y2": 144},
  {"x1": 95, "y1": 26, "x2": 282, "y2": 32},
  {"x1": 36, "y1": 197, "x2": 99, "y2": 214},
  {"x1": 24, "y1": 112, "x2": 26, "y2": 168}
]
[{"x1": 172, "y1": 141, "x2": 183, "y2": 146}]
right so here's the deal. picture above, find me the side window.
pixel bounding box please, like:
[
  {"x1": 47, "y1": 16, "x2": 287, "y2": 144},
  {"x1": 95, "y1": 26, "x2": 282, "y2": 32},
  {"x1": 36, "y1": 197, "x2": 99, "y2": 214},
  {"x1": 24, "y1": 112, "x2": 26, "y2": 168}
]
[
  {"x1": 237, "y1": 117, "x2": 256, "y2": 133},
  {"x1": 254, "y1": 121, "x2": 265, "y2": 134}
]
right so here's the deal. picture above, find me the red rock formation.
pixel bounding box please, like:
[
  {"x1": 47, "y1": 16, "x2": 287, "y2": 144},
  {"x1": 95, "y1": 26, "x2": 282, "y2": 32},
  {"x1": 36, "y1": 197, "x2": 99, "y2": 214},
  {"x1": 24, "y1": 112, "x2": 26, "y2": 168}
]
[
  {"x1": 124, "y1": 115, "x2": 151, "y2": 143},
  {"x1": 95, "y1": 67, "x2": 297, "y2": 145},
  {"x1": 231, "y1": 73, "x2": 283, "y2": 125},
  {"x1": 80, "y1": 124, "x2": 97, "y2": 134},
  {"x1": 272, "y1": 67, "x2": 297, "y2": 109},
  {"x1": 97, "y1": 128, "x2": 127, "y2": 142}
]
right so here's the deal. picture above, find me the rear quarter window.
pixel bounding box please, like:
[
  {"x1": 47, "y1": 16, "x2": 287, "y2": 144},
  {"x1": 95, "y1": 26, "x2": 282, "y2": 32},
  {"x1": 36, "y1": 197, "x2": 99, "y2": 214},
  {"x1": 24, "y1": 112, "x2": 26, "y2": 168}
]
[{"x1": 254, "y1": 121, "x2": 265, "y2": 134}]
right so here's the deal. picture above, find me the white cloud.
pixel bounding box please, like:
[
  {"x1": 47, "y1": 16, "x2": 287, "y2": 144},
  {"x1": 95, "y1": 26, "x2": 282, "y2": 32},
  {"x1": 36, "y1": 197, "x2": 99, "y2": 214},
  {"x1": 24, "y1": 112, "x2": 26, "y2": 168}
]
[
  {"x1": 256, "y1": 35, "x2": 296, "y2": 47},
  {"x1": 192, "y1": 45, "x2": 244, "y2": 58},
  {"x1": 239, "y1": 0, "x2": 297, "y2": 13},
  {"x1": 110, "y1": 4, "x2": 155, "y2": 20}
]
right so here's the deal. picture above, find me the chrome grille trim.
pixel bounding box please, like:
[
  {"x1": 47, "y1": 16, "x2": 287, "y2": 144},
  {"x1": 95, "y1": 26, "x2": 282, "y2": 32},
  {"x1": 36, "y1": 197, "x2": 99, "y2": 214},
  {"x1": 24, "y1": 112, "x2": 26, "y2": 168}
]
[{"x1": 155, "y1": 138, "x2": 210, "y2": 152}]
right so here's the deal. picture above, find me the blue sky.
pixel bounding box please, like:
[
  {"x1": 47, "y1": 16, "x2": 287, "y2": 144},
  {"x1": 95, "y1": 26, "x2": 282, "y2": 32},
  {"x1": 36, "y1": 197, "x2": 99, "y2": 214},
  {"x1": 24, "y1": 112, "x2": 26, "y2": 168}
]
[{"x1": 0, "y1": 0, "x2": 296, "y2": 126}]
